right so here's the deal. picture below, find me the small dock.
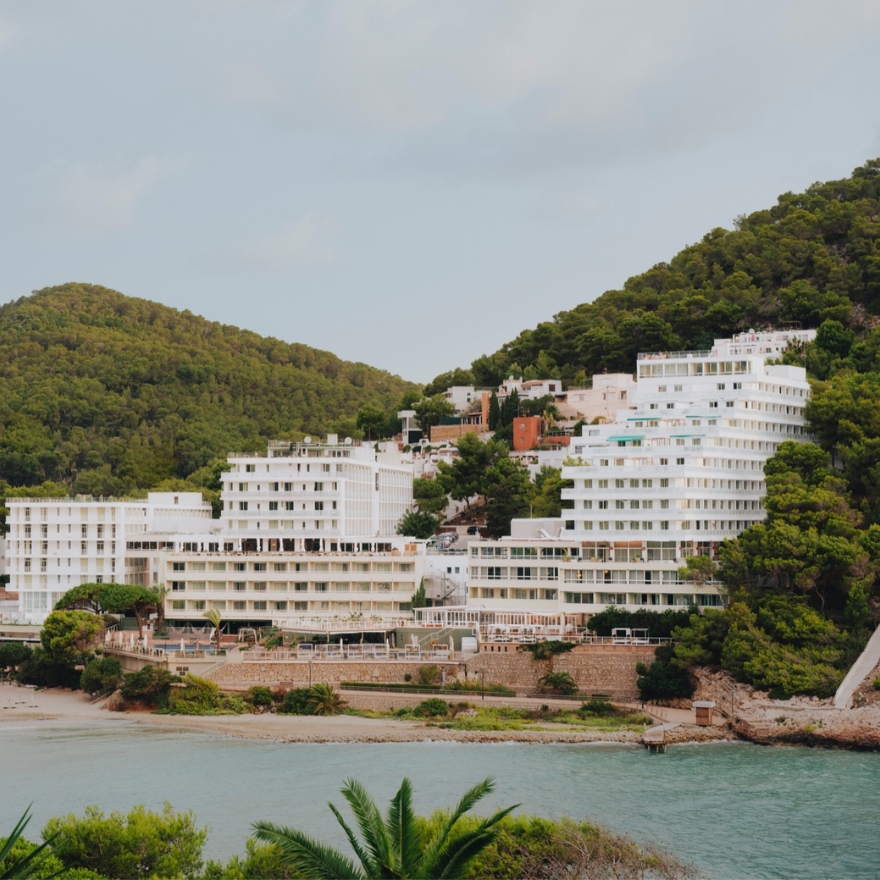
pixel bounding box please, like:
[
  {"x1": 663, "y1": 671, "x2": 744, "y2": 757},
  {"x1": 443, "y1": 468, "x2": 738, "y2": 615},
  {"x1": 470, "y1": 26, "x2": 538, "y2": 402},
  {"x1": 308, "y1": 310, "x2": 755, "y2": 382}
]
[{"x1": 643, "y1": 722, "x2": 680, "y2": 753}]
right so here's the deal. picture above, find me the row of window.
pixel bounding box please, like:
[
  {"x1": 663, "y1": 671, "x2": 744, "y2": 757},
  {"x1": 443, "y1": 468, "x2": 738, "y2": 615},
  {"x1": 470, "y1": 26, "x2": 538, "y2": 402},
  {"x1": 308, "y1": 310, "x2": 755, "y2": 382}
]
[
  {"x1": 169, "y1": 599, "x2": 410, "y2": 613},
  {"x1": 168, "y1": 581, "x2": 413, "y2": 593},
  {"x1": 169, "y1": 560, "x2": 413, "y2": 573}
]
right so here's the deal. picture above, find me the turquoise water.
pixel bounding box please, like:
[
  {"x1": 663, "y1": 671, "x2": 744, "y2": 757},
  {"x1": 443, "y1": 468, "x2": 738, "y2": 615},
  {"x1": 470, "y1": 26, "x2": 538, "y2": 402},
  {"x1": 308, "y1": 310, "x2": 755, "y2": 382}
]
[{"x1": 2, "y1": 724, "x2": 878, "y2": 879}]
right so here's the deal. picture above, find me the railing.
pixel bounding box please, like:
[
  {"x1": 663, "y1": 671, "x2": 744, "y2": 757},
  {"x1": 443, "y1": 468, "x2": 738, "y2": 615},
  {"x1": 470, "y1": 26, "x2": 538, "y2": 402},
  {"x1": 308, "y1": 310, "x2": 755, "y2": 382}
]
[
  {"x1": 276, "y1": 617, "x2": 413, "y2": 632},
  {"x1": 241, "y1": 645, "x2": 458, "y2": 662},
  {"x1": 637, "y1": 350, "x2": 712, "y2": 360}
]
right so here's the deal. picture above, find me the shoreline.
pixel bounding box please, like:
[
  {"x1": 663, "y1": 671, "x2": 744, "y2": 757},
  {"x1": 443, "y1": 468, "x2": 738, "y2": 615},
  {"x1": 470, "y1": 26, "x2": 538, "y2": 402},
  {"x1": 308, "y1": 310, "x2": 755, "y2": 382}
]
[{"x1": 1, "y1": 683, "x2": 733, "y2": 746}]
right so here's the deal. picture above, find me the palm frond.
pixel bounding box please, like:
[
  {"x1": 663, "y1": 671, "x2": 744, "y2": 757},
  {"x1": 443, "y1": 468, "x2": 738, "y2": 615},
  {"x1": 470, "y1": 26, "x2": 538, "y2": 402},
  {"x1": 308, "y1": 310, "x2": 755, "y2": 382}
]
[
  {"x1": 418, "y1": 777, "x2": 496, "y2": 869},
  {"x1": 253, "y1": 820, "x2": 365, "y2": 880},
  {"x1": 427, "y1": 805, "x2": 520, "y2": 880},
  {"x1": 385, "y1": 778, "x2": 421, "y2": 877},
  {"x1": 340, "y1": 779, "x2": 392, "y2": 871},
  {"x1": 328, "y1": 803, "x2": 380, "y2": 879},
  {"x1": 0, "y1": 807, "x2": 62, "y2": 880}
]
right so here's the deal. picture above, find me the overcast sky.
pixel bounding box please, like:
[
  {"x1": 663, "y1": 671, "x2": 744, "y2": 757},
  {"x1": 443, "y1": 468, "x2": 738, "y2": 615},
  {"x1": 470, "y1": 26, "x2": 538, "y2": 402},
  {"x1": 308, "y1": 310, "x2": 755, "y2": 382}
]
[{"x1": 2, "y1": 2, "x2": 879, "y2": 383}]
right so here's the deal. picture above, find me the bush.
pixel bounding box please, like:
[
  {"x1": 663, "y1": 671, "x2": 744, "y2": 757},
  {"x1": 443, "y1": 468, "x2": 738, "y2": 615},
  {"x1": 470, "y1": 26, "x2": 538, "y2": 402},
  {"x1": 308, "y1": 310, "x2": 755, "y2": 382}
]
[
  {"x1": 279, "y1": 688, "x2": 313, "y2": 715},
  {"x1": 43, "y1": 803, "x2": 207, "y2": 879},
  {"x1": 168, "y1": 675, "x2": 246, "y2": 715},
  {"x1": 588, "y1": 606, "x2": 696, "y2": 639},
  {"x1": 578, "y1": 698, "x2": 615, "y2": 717},
  {"x1": 245, "y1": 686, "x2": 274, "y2": 708},
  {"x1": 519, "y1": 641, "x2": 575, "y2": 661},
  {"x1": 413, "y1": 698, "x2": 449, "y2": 717},
  {"x1": 119, "y1": 666, "x2": 177, "y2": 705},
  {"x1": 873, "y1": 678, "x2": 880, "y2": 691},
  {"x1": 79, "y1": 656, "x2": 122, "y2": 695},
  {"x1": 417, "y1": 665, "x2": 441, "y2": 686},
  {"x1": 636, "y1": 661, "x2": 694, "y2": 702},
  {"x1": 0, "y1": 641, "x2": 32, "y2": 673},
  {"x1": 16, "y1": 647, "x2": 82, "y2": 689}
]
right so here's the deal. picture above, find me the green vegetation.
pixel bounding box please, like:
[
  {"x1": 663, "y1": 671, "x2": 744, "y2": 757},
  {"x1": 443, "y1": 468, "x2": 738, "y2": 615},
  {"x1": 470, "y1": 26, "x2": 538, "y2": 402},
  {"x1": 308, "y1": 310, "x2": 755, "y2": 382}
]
[
  {"x1": 55, "y1": 581, "x2": 160, "y2": 638},
  {"x1": 518, "y1": 641, "x2": 575, "y2": 660},
  {"x1": 119, "y1": 666, "x2": 178, "y2": 706},
  {"x1": 396, "y1": 511, "x2": 439, "y2": 539},
  {"x1": 0, "y1": 807, "x2": 62, "y2": 880},
  {"x1": 43, "y1": 804, "x2": 207, "y2": 879},
  {"x1": 278, "y1": 687, "x2": 315, "y2": 715},
  {"x1": 537, "y1": 671, "x2": 578, "y2": 696},
  {"x1": 306, "y1": 682, "x2": 347, "y2": 716},
  {"x1": 79, "y1": 656, "x2": 122, "y2": 696},
  {"x1": 164, "y1": 675, "x2": 247, "y2": 715},
  {"x1": 0, "y1": 283, "x2": 416, "y2": 497},
  {"x1": 451, "y1": 813, "x2": 697, "y2": 880},
  {"x1": 3, "y1": 782, "x2": 692, "y2": 879},
  {"x1": 251, "y1": 776, "x2": 518, "y2": 879},
  {"x1": 0, "y1": 642, "x2": 32, "y2": 678},
  {"x1": 444, "y1": 159, "x2": 880, "y2": 387}
]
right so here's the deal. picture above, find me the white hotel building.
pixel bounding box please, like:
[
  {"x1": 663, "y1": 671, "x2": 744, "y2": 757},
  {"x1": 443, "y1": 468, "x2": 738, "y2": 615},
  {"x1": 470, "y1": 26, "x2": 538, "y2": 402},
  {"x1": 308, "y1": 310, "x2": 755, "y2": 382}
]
[
  {"x1": 466, "y1": 329, "x2": 816, "y2": 618},
  {"x1": 7, "y1": 493, "x2": 213, "y2": 623},
  {"x1": 6, "y1": 438, "x2": 419, "y2": 626}
]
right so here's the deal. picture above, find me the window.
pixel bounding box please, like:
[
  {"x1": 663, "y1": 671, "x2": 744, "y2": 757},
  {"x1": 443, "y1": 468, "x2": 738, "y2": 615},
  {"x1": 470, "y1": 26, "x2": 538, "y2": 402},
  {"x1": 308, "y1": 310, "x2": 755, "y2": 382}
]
[
  {"x1": 615, "y1": 479, "x2": 625, "y2": 488},
  {"x1": 315, "y1": 501, "x2": 324, "y2": 511},
  {"x1": 598, "y1": 500, "x2": 608, "y2": 510},
  {"x1": 172, "y1": 562, "x2": 185, "y2": 571},
  {"x1": 240, "y1": 501, "x2": 248, "y2": 511},
  {"x1": 269, "y1": 501, "x2": 278, "y2": 511}
]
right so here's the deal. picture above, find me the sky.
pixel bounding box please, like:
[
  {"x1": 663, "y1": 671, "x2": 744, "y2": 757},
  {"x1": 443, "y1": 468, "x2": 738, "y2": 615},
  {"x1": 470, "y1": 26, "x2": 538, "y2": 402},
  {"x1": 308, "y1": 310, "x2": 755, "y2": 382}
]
[{"x1": 1, "y1": 2, "x2": 880, "y2": 384}]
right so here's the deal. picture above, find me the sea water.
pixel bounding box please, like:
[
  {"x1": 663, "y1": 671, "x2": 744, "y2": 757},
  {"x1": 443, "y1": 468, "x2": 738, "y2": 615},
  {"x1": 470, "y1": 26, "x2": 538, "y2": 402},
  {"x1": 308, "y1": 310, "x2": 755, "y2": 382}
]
[{"x1": 1, "y1": 723, "x2": 878, "y2": 879}]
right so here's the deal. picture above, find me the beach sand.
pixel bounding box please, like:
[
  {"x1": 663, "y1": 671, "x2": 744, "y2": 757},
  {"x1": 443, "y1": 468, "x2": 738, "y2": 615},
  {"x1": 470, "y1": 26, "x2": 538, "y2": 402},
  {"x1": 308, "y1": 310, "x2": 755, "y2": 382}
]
[{"x1": 0, "y1": 682, "x2": 693, "y2": 744}]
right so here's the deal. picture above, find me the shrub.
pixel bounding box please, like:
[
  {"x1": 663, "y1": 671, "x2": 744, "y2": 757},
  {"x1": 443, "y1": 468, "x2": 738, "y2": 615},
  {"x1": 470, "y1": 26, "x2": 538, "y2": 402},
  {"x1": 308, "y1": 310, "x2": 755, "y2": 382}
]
[
  {"x1": 245, "y1": 686, "x2": 274, "y2": 708},
  {"x1": 0, "y1": 641, "x2": 32, "y2": 673},
  {"x1": 636, "y1": 661, "x2": 694, "y2": 702},
  {"x1": 873, "y1": 678, "x2": 880, "y2": 690},
  {"x1": 578, "y1": 698, "x2": 615, "y2": 717},
  {"x1": 80, "y1": 656, "x2": 122, "y2": 695},
  {"x1": 279, "y1": 688, "x2": 314, "y2": 715},
  {"x1": 168, "y1": 675, "x2": 246, "y2": 715},
  {"x1": 519, "y1": 641, "x2": 575, "y2": 661},
  {"x1": 417, "y1": 665, "x2": 440, "y2": 686},
  {"x1": 119, "y1": 666, "x2": 177, "y2": 705},
  {"x1": 43, "y1": 803, "x2": 207, "y2": 879},
  {"x1": 413, "y1": 698, "x2": 449, "y2": 717}
]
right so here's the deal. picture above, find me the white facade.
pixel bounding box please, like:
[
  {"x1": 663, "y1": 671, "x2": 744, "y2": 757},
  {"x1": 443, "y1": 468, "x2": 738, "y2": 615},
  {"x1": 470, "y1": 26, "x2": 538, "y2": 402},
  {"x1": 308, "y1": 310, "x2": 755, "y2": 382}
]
[
  {"x1": 6, "y1": 493, "x2": 212, "y2": 623},
  {"x1": 162, "y1": 537, "x2": 425, "y2": 626},
  {"x1": 560, "y1": 373, "x2": 636, "y2": 424},
  {"x1": 220, "y1": 438, "x2": 413, "y2": 540},
  {"x1": 466, "y1": 330, "x2": 816, "y2": 619}
]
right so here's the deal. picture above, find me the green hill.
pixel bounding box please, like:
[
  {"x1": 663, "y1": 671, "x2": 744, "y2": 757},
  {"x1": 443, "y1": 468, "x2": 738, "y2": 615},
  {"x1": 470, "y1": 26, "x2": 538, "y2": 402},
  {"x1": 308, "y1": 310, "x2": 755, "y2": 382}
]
[
  {"x1": 454, "y1": 158, "x2": 880, "y2": 387},
  {"x1": 0, "y1": 283, "x2": 417, "y2": 494}
]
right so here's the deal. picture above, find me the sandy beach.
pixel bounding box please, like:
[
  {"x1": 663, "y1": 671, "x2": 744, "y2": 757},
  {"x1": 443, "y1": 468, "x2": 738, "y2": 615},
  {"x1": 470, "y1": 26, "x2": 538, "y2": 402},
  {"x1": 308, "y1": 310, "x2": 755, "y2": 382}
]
[{"x1": 0, "y1": 682, "x2": 731, "y2": 745}]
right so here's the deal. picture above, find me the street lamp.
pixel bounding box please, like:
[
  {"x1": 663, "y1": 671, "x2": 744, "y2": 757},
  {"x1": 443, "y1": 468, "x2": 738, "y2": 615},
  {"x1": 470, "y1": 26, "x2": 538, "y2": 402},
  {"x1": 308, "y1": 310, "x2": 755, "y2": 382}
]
[{"x1": 480, "y1": 670, "x2": 485, "y2": 702}]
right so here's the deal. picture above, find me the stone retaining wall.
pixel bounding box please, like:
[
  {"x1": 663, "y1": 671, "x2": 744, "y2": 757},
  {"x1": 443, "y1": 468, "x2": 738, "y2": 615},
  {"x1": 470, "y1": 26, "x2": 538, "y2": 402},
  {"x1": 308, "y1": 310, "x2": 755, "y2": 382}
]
[
  {"x1": 465, "y1": 647, "x2": 656, "y2": 700},
  {"x1": 208, "y1": 661, "x2": 464, "y2": 687},
  {"x1": 207, "y1": 647, "x2": 655, "y2": 700}
]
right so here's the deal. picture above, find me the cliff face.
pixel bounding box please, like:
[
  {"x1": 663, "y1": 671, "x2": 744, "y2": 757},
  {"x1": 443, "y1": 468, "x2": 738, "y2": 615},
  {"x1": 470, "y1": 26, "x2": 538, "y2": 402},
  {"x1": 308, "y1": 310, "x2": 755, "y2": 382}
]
[{"x1": 693, "y1": 667, "x2": 880, "y2": 750}]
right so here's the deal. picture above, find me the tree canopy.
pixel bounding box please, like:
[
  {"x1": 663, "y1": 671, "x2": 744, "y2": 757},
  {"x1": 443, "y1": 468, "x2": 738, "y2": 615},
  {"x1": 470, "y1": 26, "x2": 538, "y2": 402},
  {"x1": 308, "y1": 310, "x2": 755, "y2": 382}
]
[
  {"x1": 456, "y1": 159, "x2": 880, "y2": 385},
  {"x1": 0, "y1": 283, "x2": 417, "y2": 493}
]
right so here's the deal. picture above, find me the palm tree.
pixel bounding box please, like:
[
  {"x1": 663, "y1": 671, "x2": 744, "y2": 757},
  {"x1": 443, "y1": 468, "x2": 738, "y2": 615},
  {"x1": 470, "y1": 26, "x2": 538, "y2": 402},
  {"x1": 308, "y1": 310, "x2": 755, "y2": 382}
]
[
  {"x1": 253, "y1": 777, "x2": 517, "y2": 879},
  {"x1": 150, "y1": 584, "x2": 169, "y2": 633},
  {"x1": 1, "y1": 807, "x2": 60, "y2": 879},
  {"x1": 539, "y1": 671, "x2": 578, "y2": 696},
  {"x1": 202, "y1": 608, "x2": 222, "y2": 651},
  {"x1": 307, "y1": 683, "x2": 346, "y2": 716}
]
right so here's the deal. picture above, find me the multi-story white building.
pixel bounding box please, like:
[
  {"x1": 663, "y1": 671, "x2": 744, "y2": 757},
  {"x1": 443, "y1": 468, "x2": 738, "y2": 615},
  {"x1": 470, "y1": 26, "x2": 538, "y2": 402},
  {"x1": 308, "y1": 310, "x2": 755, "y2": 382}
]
[
  {"x1": 465, "y1": 330, "x2": 816, "y2": 619},
  {"x1": 160, "y1": 537, "x2": 425, "y2": 626},
  {"x1": 220, "y1": 437, "x2": 413, "y2": 542},
  {"x1": 6, "y1": 437, "x2": 419, "y2": 626},
  {"x1": 6, "y1": 493, "x2": 213, "y2": 623}
]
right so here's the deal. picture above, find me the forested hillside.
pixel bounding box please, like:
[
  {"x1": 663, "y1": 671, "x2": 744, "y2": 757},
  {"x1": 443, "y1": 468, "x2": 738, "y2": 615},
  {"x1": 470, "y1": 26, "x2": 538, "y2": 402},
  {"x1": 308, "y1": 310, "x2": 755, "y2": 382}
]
[
  {"x1": 453, "y1": 159, "x2": 880, "y2": 386},
  {"x1": 0, "y1": 283, "x2": 416, "y2": 495}
]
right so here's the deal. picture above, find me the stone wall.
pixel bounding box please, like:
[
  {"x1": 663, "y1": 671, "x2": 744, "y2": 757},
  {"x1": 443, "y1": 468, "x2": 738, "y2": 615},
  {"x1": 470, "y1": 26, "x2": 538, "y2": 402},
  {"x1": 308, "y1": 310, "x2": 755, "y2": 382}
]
[
  {"x1": 206, "y1": 646, "x2": 655, "y2": 699},
  {"x1": 465, "y1": 646, "x2": 656, "y2": 700},
  {"x1": 208, "y1": 660, "x2": 463, "y2": 687}
]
